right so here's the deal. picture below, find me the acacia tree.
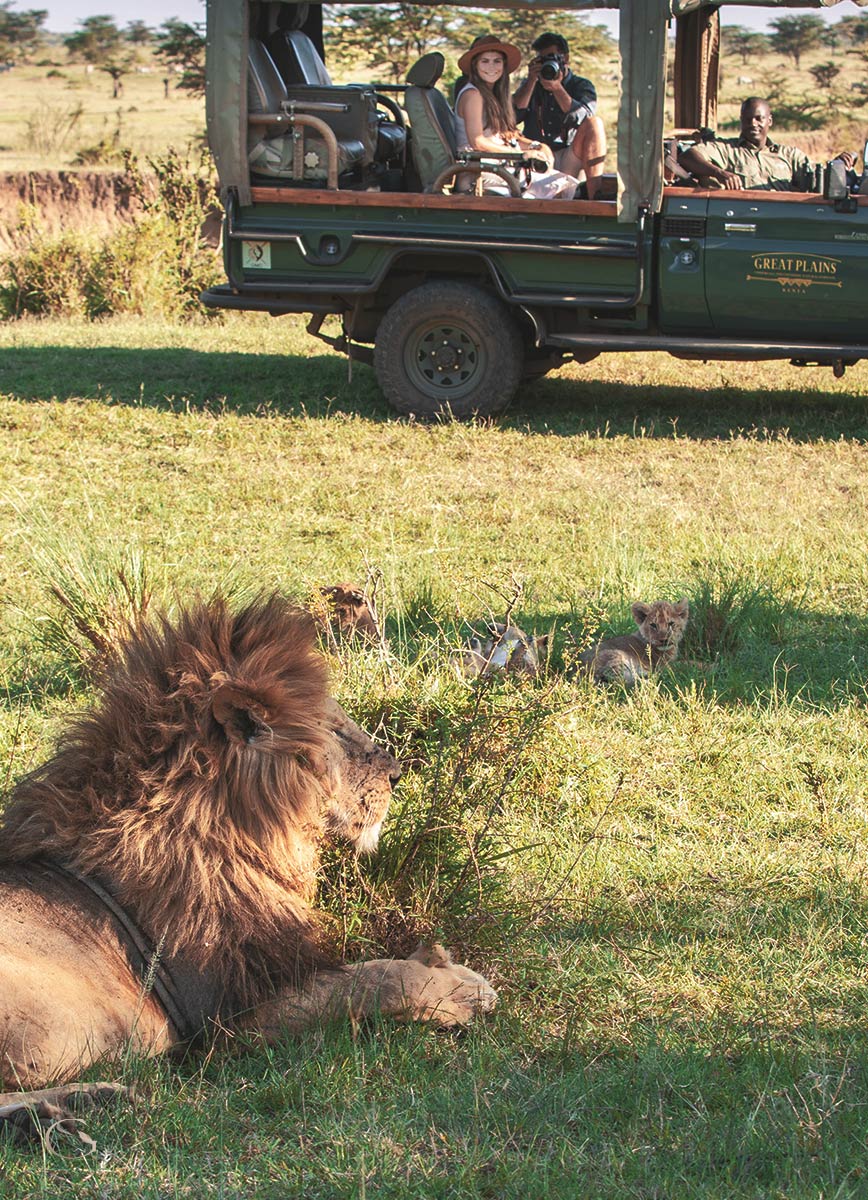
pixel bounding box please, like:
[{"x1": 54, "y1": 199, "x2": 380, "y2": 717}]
[
  {"x1": 64, "y1": 13, "x2": 123, "y2": 61},
  {"x1": 125, "y1": 20, "x2": 152, "y2": 46},
  {"x1": 155, "y1": 18, "x2": 205, "y2": 94},
  {"x1": 325, "y1": 3, "x2": 453, "y2": 83},
  {"x1": 325, "y1": 3, "x2": 613, "y2": 84},
  {"x1": 725, "y1": 25, "x2": 766, "y2": 66},
  {"x1": 809, "y1": 60, "x2": 840, "y2": 90},
  {"x1": 0, "y1": 0, "x2": 46, "y2": 63},
  {"x1": 768, "y1": 14, "x2": 824, "y2": 69},
  {"x1": 65, "y1": 15, "x2": 134, "y2": 96}
]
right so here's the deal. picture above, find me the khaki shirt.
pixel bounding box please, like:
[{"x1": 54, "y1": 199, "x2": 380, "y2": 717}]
[{"x1": 700, "y1": 137, "x2": 814, "y2": 191}]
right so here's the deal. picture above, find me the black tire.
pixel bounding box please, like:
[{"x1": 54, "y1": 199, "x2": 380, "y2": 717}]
[{"x1": 373, "y1": 282, "x2": 524, "y2": 419}]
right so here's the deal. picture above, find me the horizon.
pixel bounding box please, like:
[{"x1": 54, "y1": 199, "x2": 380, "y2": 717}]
[{"x1": 38, "y1": 0, "x2": 866, "y2": 36}]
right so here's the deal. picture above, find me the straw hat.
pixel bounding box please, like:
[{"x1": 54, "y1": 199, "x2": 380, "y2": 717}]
[{"x1": 457, "y1": 34, "x2": 522, "y2": 77}]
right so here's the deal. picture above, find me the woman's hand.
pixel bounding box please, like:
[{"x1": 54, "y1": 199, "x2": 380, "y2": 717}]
[{"x1": 520, "y1": 137, "x2": 554, "y2": 168}]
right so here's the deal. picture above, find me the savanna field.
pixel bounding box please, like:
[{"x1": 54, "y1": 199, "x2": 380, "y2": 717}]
[{"x1": 2, "y1": 17, "x2": 868, "y2": 1200}]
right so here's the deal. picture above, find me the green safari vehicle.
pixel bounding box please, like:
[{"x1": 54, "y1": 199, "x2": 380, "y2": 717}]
[{"x1": 201, "y1": 0, "x2": 868, "y2": 417}]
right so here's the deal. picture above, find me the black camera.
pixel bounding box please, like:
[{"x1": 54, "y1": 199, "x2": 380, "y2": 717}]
[{"x1": 535, "y1": 53, "x2": 565, "y2": 81}]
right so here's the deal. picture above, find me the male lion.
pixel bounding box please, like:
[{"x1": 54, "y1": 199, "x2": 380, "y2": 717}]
[{"x1": 0, "y1": 594, "x2": 495, "y2": 1136}]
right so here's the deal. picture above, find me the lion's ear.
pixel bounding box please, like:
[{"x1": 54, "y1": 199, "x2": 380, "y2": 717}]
[
  {"x1": 631, "y1": 602, "x2": 650, "y2": 624},
  {"x1": 210, "y1": 680, "x2": 270, "y2": 744}
]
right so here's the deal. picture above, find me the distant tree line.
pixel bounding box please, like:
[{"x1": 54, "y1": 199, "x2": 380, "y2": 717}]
[
  {"x1": 3, "y1": 1, "x2": 867, "y2": 100},
  {"x1": 325, "y1": 4, "x2": 615, "y2": 84},
  {"x1": 725, "y1": 12, "x2": 868, "y2": 71},
  {"x1": 0, "y1": 3, "x2": 206, "y2": 94}
]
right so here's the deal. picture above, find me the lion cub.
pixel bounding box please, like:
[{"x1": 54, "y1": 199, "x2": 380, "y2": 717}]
[
  {"x1": 578, "y1": 599, "x2": 689, "y2": 686},
  {"x1": 458, "y1": 623, "x2": 548, "y2": 679}
]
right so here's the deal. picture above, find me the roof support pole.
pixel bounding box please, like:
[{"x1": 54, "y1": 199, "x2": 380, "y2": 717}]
[
  {"x1": 673, "y1": 5, "x2": 720, "y2": 132},
  {"x1": 617, "y1": 0, "x2": 668, "y2": 220}
]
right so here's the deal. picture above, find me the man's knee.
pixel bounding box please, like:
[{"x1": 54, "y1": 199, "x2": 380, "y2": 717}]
[{"x1": 576, "y1": 115, "x2": 606, "y2": 155}]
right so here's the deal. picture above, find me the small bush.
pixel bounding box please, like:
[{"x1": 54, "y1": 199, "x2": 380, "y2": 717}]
[
  {"x1": 86, "y1": 213, "x2": 192, "y2": 318},
  {"x1": 23, "y1": 100, "x2": 84, "y2": 158},
  {"x1": 72, "y1": 135, "x2": 125, "y2": 166},
  {"x1": 0, "y1": 228, "x2": 94, "y2": 318}
]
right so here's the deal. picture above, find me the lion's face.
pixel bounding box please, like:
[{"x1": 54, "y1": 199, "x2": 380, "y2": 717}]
[
  {"x1": 320, "y1": 699, "x2": 401, "y2": 854},
  {"x1": 631, "y1": 599, "x2": 689, "y2": 651}
]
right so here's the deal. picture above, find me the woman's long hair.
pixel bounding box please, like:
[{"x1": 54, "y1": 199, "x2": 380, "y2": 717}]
[{"x1": 468, "y1": 54, "x2": 517, "y2": 138}]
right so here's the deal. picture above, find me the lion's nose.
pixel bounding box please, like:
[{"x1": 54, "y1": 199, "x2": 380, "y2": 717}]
[{"x1": 389, "y1": 763, "x2": 403, "y2": 787}]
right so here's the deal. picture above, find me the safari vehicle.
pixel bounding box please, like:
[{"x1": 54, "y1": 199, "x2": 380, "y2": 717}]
[{"x1": 202, "y1": 0, "x2": 868, "y2": 417}]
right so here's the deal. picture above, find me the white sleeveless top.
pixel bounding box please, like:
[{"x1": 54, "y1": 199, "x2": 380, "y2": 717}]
[{"x1": 453, "y1": 83, "x2": 476, "y2": 150}]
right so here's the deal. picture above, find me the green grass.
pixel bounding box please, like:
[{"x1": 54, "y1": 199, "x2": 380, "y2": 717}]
[{"x1": 1, "y1": 314, "x2": 868, "y2": 1196}]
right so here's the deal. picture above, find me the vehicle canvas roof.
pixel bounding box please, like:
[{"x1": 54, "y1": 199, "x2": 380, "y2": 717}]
[{"x1": 205, "y1": 0, "x2": 865, "y2": 218}]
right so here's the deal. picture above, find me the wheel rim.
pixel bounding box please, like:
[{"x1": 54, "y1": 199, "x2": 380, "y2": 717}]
[{"x1": 402, "y1": 317, "x2": 487, "y2": 402}]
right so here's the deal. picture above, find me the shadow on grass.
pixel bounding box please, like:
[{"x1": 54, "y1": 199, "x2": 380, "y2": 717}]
[
  {"x1": 3, "y1": 344, "x2": 868, "y2": 441},
  {"x1": 527, "y1": 603, "x2": 868, "y2": 708}
]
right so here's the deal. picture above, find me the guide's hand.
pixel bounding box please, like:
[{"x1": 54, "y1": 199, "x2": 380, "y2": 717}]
[{"x1": 711, "y1": 168, "x2": 743, "y2": 190}]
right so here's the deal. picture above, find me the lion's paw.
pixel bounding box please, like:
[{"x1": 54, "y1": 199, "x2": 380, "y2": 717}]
[
  {"x1": 0, "y1": 1082, "x2": 133, "y2": 1149},
  {"x1": 406, "y1": 943, "x2": 497, "y2": 1026}
]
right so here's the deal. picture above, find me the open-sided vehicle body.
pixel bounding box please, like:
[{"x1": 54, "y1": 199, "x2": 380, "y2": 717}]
[{"x1": 202, "y1": 0, "x2": 868, "y2": 416}]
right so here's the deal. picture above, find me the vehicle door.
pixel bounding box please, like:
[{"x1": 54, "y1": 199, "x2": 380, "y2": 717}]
[{"x1": 702, "y1": 192, "x2": 868, "y2": 341}]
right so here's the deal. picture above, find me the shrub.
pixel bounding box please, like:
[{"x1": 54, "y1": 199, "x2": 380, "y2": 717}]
[
  {"x1": 23, "y1": 100, "x2": 84, "y2": 158},
  {"x1": 0, "y1": 146, "x2": 221, "y2": 320},
  {"x1": 122, "y1": 146, "x2": 221, "y2": 314},
  {"x1": 0, "y1": 226, "x2": 94, "y2": 317},
  {"x1": 86, "y1": 212, "x2": 193, "y2": 319},
  {"x1": 72, "y1": 135, "x2": 125, "y2": 166}
]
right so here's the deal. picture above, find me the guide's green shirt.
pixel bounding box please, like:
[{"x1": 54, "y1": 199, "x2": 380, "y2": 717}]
[{"x1": 700, "y1": 137, "x2": 814, "y2": 191}]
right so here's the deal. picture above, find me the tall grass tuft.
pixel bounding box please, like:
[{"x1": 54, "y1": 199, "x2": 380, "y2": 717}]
[
  {"x1": 28, "y1": 540, "x2": 157, "y2": 682},
  {"x1": 683, "y1": 568, "x2": 784, "y2": 660}
]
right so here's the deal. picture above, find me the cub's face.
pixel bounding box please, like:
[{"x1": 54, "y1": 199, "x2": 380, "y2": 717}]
[{"x1": 631, "y1": 599, "x2": 689, "y2": 650}]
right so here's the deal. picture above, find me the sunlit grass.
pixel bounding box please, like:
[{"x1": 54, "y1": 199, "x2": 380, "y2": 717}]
[{"x1": 1, "y1": 314, "x2": 868, "y2": 1196}]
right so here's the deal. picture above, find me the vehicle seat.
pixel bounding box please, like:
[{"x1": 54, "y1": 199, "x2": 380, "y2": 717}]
[
  {"x1": 266, "y1": 29, "x2": 405, "y2": 166},
  {"x1": 268, "y1": 29, "x2": 332, "y2": 86},
  {"x1": 247, "y1": 38, "x2": 367, "y2": 184},
  {"x1": 403, "y1": 52, "x2": 458, "y2": 190}
]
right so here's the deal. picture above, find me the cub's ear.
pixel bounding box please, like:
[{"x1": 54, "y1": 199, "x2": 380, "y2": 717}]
[
  {"x1": 674, "y1": 598, "x2": 690, "y2": 616},
  {"x1": 631, "y1": 602, "x2": 650, "y2": 623},
  {"x1": 534, "y1": 634, "x2": 550, "y2": 650},
  {"x1": 409, "y1": 942, "x2": 452, "y2": 967},
  {"x1": 209, "y1": 674, "x2": 270, "y2": 744}
]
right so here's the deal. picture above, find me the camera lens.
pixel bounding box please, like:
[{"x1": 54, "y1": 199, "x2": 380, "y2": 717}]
[{"x1": 540, "y1": 58, "x2": 560, "y2": 81}]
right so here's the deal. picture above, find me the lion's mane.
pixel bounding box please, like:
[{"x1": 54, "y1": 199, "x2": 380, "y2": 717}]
[{"x1": 0, "y1": 594, "x2": 338, "y2": 1006}]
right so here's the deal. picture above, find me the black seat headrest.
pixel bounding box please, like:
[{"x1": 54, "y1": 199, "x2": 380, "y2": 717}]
[
  {"x1": 276, "y1": 2, "x2": 310, "y2": 31},
  {"x1": 407, "y1": 52, "x2": 445, "y2": 89}
]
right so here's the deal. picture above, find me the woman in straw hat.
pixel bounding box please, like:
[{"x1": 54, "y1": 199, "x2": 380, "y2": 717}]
[
  {"x1": 454, "y1": 35, "x2": 577, "y2": 198},
  {"x1": 454, "y1": 35, "x2": 552, "y2": 163}
]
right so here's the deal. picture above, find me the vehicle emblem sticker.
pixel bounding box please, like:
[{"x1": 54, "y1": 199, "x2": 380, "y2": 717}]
[
  {"x1": 242, "y1": 241, "x2": 271, "y2": 270},
  {"x1": 746, "y1": 253, "x2": 842, "y2": 293}
]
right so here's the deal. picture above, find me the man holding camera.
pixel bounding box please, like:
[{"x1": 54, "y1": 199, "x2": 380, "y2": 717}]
[{"x1": 513, "y1": 32, "x2": 607, "y2": 199}]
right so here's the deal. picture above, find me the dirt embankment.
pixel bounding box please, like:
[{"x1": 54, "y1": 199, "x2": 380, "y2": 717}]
[{"x1": 0, "y1": 170, "x2": 221, "y2": 250}]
